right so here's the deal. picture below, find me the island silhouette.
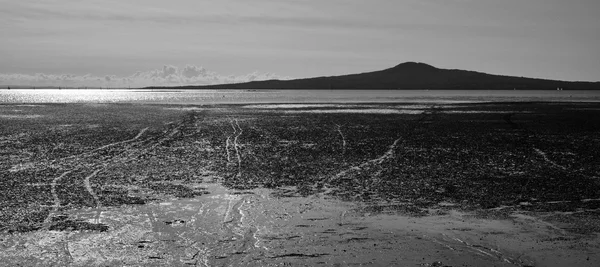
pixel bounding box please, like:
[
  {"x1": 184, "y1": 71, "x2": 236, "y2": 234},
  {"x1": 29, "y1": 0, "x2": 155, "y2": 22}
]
[{"x1": 147, "y1": 62, "x2": 600, "y2": 90}]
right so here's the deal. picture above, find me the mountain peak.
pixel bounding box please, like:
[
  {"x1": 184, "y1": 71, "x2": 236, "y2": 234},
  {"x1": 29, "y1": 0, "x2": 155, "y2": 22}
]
[{"x1": 391, "y1": 62, "x2": 437, "y2": 71}]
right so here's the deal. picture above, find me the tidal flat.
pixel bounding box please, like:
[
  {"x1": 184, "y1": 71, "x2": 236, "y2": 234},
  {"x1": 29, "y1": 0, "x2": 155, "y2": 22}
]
[{"x1": 1, "y1": 102, "x2": 600, "y2": 266}]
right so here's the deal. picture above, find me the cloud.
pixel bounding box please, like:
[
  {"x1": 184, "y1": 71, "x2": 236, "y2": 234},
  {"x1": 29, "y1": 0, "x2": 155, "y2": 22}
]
[
  {"x1": 182, "y1": 65, "x2": 207, "y2": 79},
  {"x1": 0, "y1": 65, "x2": 289, "y2": 88}
]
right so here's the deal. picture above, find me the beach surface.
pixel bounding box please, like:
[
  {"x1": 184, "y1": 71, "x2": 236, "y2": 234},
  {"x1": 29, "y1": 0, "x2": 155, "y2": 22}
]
[{"x1": 1, "y1": 102, "x2": 599, "y2": 266}]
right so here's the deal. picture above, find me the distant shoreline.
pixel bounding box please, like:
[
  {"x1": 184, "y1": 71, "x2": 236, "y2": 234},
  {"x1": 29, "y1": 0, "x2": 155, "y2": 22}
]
[{"x1": 0, "y1": 89, "x2": 600, "y2": 92}]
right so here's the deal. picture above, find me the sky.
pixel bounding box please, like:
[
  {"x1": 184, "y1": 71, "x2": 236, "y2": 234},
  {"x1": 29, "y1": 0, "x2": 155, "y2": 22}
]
[{"x1": 1, "y1": 0, "x2": 599, "y2": 87}]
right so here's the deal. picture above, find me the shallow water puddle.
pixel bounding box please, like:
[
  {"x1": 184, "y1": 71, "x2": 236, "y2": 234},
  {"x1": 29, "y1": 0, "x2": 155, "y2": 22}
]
[
  {"x1": 282, "y1": 109, "x2": 423, "y2": 114},
  {"x1": 1, "y1": 183, "x2": 599, "y2": 266},
  {"x1": 0, "y1": 114, "x2": 43, "y2": 119}
]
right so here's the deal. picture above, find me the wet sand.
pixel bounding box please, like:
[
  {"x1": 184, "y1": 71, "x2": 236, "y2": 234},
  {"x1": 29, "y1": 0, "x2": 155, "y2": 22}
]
[
  {"x1": 1, "y1": 102, "x2": 600, "y2": 266},
  {"x1": 2, "y1": 180, "x2": 598, "y2": 266}
]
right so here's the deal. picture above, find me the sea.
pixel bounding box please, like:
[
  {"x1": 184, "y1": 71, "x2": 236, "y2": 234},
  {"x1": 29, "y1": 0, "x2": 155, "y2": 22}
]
[{"x1": 1, "y1": 89, "x2": 600, "y2": 104}]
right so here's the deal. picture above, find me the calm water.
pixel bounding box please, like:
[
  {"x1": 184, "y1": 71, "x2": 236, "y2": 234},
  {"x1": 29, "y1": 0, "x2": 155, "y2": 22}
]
[{"x1": 1, "y1": 89, "x2": 599, "y2": 104}]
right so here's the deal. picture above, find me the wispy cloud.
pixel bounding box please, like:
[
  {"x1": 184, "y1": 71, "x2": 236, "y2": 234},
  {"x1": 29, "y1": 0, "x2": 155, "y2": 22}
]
[
  {"x1": 1, "y1": 1, "x2": 383, "y2": 31},
  {"x1": 0, "y1": 65, "x2": 288, "y2": 87},
  {"x1": 0, "y1": 0, "x2": 526, "y2": 35}
]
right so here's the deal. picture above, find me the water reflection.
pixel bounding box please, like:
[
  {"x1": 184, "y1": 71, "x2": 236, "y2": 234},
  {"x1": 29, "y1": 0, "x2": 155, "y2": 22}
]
[{"x1": 1, "y1": 89, "x2": 599, "y2": 104}]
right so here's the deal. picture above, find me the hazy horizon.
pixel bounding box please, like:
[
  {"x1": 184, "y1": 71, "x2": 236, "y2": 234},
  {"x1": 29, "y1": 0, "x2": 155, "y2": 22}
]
[{"x1": 2, "y1": 0, "x2": 599, "y2": 87}]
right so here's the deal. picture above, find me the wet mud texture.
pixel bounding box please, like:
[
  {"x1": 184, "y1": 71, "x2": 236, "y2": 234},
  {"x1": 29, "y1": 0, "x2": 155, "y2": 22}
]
[{"x1": 1, "y1": 102, "x2": 600, "y2": 266}]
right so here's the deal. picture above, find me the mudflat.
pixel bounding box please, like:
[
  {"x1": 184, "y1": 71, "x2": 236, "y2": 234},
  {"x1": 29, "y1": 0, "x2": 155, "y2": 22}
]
[{"x1": 1, "y1": 102, "x2": 599, "y2": 266}]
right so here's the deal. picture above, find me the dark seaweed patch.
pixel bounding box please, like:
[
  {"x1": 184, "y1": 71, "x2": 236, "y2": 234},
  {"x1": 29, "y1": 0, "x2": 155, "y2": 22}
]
[
  {"x1": 48, "y1": 219, "x2": 109, "y2": 232},
  {"x1": 149, "y1": 183, "x2": 208, "y2": 198}
]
